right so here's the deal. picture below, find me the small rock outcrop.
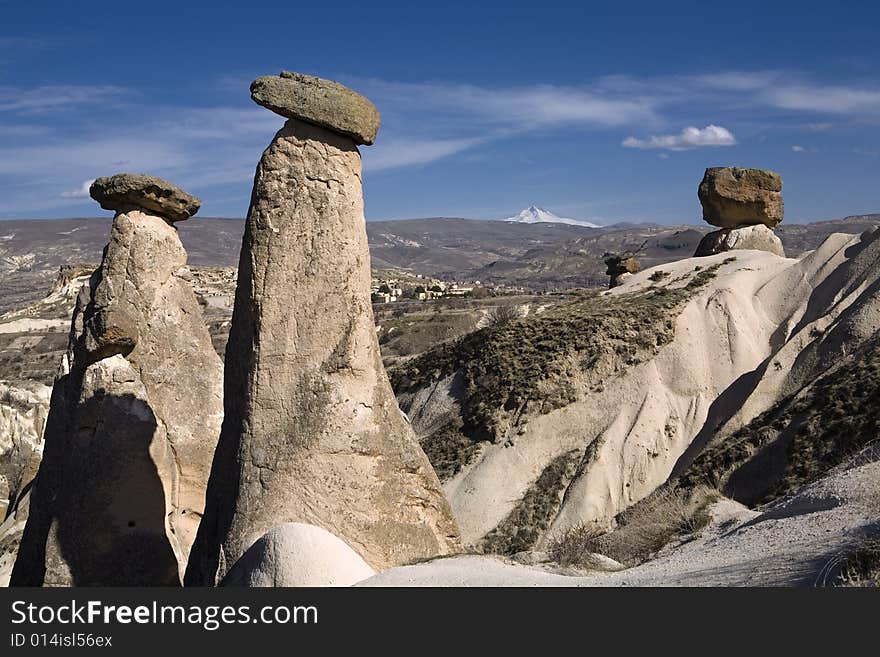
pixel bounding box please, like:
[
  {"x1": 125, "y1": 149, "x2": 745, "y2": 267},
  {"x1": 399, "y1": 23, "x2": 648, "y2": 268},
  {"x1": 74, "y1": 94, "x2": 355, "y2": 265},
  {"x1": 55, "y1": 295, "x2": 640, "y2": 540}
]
[
  {"x1": 696, "y1": 167, "x2": 785, "y2": 257},
  {"x1": 222, "y1": 523, "x2": 376, "y2": 587},
  {"x1": 10, "y1": 175, "x2": 222, "y2": 586},
  {"x1": 250, "y1": 71, "x2": 380, "y2": 145},
  {"x1": 90, "y1": 173, "x2": 201, "y2": 223},
  {"x1": 185, "y1": 72, "x2": 460, "y2": 585},
  {"x1": 603, "y1": 251, "x2": 641, "y2": 288}
]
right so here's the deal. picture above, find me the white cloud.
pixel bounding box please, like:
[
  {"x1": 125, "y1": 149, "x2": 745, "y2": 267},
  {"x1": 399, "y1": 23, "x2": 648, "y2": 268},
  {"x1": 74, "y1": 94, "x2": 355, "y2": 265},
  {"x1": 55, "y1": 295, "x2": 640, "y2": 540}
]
[
  {"x1": 692, "y1": 71, "x2": 783, "y2": 92},
  {"x1": 363, "y1": 137, "x2": 483, "y2": 171},
  {"x1": 792, "y1": 145, "x2": 806, "y2": 152},
  {"x1": 763, "y1": 85, "x2": 880, "y2": 114},
  {"x1": 593, "y1": 72, "x2": 880, "y2": 119},
  {"x1": 0, "y1": 84, "x2": 126, "y2": 113},
  {"x1": 60, "y1": 179, "x2": 95, "y2": 198},
  {"x1": 4, "y1": 68, "x2": 880, "y2": 217},
  {"x1": 0, "y1": 138, "x2": 190, "y2": 177},
  {"x1": 156, "y1": 107, "x2": 284, "y2": 140},
  {"x1": 622, "y1": 125, "x2": 736, "y2": 150},
  {"x1": 353, "y1": 78, "x2": 659, "y2": 131}
]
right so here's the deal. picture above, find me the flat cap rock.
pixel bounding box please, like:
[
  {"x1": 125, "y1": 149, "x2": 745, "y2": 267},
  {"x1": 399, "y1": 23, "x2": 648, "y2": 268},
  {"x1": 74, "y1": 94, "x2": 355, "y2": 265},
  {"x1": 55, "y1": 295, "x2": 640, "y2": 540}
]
[
  {"x1": 698, "y1": 167, "x2": 784, "y2": 229},
  {"x1": 250, "y1": 71, "x2": 380, "y2": 145},
  {"x1": 90, "y1": 173, "x2": 201, "y2": 222}
]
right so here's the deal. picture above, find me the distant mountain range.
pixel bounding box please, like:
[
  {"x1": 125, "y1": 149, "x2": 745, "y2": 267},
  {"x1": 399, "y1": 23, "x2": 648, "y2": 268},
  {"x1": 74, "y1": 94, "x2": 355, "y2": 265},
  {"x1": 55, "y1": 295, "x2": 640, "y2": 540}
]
[
  {"x1": 2, "y1": 214, "x2": 879, "y2": 312},
  {"x1": 504, "y1": 205, "x2": 603, "y2": 228}
]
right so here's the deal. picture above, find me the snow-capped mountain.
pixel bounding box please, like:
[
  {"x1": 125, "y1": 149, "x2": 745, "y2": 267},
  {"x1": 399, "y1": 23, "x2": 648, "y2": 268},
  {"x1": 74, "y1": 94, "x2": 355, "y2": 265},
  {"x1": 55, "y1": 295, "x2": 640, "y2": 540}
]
[{"x1": 504, "y1": 206, "x2": 602, "y2": 228}]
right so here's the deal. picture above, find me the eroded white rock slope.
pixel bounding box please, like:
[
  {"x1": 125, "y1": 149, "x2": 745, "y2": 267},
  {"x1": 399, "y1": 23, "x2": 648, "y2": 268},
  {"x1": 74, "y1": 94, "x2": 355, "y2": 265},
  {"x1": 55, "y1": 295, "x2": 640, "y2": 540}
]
[
  {"x1": 403, "y1": 230, "x2": 880, "y2": 549},
  {"x1": 363, "y1": 446, "x2": 880, "y2": 586}
]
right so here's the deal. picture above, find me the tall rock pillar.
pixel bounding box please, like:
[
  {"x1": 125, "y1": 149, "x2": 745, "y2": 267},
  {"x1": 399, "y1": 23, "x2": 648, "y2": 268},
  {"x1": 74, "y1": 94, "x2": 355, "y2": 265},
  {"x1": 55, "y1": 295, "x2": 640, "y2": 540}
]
[
  {"x1": 186, "y1": 72, "x2": 460, "y2": 585},
  {"x1": 11, "y1": 174, "x2": 223, "y2": 586}
]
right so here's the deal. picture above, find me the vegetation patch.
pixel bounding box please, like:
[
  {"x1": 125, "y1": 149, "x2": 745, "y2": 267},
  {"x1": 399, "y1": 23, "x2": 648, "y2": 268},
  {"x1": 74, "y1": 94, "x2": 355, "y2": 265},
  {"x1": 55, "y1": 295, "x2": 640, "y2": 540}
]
[
  {"x1": 418, "y1": 420, "x2": 487, "y2": 482},
  {"x1": 480, "y1": 449, "x2": 582, "y2": 555},
  {"x1": 680, "y1": 331, "x2": 880, "y2": 505},
  {"x1": 547, "y1": 522, "x2": 604, "y2": 567},
  {"x1": 549, "y1": 485, "x2": 718, "y2": 567},
  {"x1": 833, "y1": 539, "x2": 880, "y2": 587},
  {"x1": 390, "y1": 265, "x2": 723, "y2": 443},
  {"x1": 378, "y1": 311, "x2": 479, "y2": 359}
]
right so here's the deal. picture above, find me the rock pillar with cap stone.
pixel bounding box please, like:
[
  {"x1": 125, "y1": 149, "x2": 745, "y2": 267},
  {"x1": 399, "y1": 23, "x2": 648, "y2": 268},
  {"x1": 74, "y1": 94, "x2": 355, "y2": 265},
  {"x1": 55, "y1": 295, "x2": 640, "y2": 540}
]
[
  {"x1": 695, "y1": 166, "x2": 786, "y2": 257},
  {"x1": 11, "y1": 174, "x2": 223, "y2": 586},
  {"x1": 185, "y1": 72, "x2": 460, "y2": 585}
]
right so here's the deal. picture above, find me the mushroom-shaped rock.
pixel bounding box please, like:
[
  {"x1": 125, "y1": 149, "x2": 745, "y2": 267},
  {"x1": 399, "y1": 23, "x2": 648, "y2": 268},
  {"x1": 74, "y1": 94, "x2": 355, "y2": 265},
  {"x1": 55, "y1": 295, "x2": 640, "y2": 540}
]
[
  {"x1": 90, "y1": 173, "x2": 201, "y2": 223},
  {"x1": 695, "y1": 224, "x2": 785, "y2": 257},
  {"x1": 698, "y1": 167, "x2": 783, "y2": 228},
  {"x1": 222, "y1": 523, "x2": 376, "y2": 587},
  {"x1": 11, "y1": 203, "x2": 223, "y2": 586},
  {"x1": 250, "y1": 71, "x2": 380, "y2": 145},
  {"x1": 185, "y1": 76, "x2": 459, "y2": 586}
]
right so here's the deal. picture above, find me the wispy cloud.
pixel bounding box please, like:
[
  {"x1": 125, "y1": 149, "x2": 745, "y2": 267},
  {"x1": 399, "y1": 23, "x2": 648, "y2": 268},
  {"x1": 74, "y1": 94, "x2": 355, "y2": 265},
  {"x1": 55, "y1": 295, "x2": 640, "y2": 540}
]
[
  {"x1": 3, "y1": 69, "x2": 880, "y2": 217},
  {"x1": 763, "y1": 85, "x2": 880, "y2": 114},
  {"x1": 60, "y1": 179, "x2": 95, "y2": 198},
  {"x1": 0, "y1": 137, "x2": 190, "y2": 177},
  {"x1": 355, "y1": 78, "x2": 660, "y2": 131},
  {"x1": 0, "y1": 36, "x2": 54, "y2": 49},
  {"x1": 622, "y1": 125, "x2": 736, "y2": 150},
  {"x1": 363, "y1": 137, "x2": 484, "y2": 171},
  {"x1": 0, "y1": 123, "x2": 49, "y2": 137},
  {"x1": 0, "y1": 84, "x2": 126, "y2": 113},
  {"x1": 595, "y1": 71, "x2": 880, "y2": 120}
]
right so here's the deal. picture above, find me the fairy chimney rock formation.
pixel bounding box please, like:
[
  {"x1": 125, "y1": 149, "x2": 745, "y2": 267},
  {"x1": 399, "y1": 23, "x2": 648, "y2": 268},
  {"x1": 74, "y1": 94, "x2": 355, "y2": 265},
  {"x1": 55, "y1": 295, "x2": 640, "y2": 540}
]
[
  {"x1": 11, "y1": 174, "x2": 222, "y2": 586},
  {"x1": 695, "y1": 167, "x2": 785, "y2": 257},
  {"x1": 185, "y1": 72, "x2": 460, "y2": 585}
]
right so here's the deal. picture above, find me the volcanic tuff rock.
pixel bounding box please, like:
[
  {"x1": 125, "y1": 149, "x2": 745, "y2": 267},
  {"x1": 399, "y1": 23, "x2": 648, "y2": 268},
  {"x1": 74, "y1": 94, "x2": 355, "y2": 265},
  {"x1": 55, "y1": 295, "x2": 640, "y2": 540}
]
[
  {"x1": 393, "y1": 232, "x2": 880, "y2": 551},
  {"x1": 0, "y1": 382, "x2": 49, "y2": 517},
  {"x1": 11, "y1": 201, "x2": 223, "y2": 586},
  {"x1": 250, "y1": 71, "x2": 380, "y2": 145},
  {"x1": 222, "y1": 523, "x2": 376, "y2": 587},
  {"x1": 185, "y1": 80, "x2": 459, "y2": 584},
  {"x1": 699, "y1": 167, "x2": 784, "y2": 228},
  {"x1": 694, "y1": 224, "x2": 785, "y2": 257},
  {"x1": 89, "y1": 173, "x2": 201, "y2": 223}
]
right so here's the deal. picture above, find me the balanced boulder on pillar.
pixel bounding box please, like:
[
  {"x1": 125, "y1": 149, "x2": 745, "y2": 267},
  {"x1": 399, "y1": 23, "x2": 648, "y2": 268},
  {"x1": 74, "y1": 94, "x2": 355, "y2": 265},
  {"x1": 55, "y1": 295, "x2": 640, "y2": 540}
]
[
  {"x1": 11, "y1": 175, "x2": 223, "y2": 586},
  {"x1": 185, "y1": 72, "x2": 461, "y2": 585},
  {"x1": 695, "y1": 167, "x2": 786, "y2": 257}
]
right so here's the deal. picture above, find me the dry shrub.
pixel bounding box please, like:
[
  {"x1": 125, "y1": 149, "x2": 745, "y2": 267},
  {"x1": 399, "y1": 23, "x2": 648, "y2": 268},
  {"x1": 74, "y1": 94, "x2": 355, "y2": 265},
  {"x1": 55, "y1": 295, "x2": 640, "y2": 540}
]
[
  {"x1": 829, "y1": 539, "x2": 880, "y2": 587},
  {"x1": 550, "y1": 485, "x2": 719, "y2": 568},
  {"x1": 548, "y1": 523, "x2": 604, "y2": 567},
  {"x1": 485, "y1": 304, "x2": 522, "y2": 326}
]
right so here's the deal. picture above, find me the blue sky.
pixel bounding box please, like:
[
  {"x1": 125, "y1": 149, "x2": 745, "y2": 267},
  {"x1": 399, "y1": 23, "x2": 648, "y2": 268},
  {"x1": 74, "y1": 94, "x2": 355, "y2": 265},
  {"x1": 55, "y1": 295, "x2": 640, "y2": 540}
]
[{"x1": 1, "y1": 0, "x2": 879, "y2": 223}]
